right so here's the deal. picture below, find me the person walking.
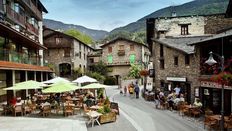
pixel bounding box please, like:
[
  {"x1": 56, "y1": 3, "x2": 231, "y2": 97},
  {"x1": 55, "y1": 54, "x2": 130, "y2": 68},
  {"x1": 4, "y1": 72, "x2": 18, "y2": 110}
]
[
  {"x1": 134, "y1": 81, "x2": 140, "y2": 99},
  {"x1": 124, "y1": 86, "x2": 127, "y2": 96}
]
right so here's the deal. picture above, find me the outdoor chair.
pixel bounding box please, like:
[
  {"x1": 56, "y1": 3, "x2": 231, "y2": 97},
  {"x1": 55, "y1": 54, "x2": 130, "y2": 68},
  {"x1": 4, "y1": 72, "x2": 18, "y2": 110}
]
[
  {"x1": 225, "y1": 115, "x2": 232, "y2": 130},
  {"x1": 42, "y1": 105, "x2": 51, "y2": 117},
  {"x1": 204, "y1": 115, "x2": 218, "y2": 130},
  {"x1": 179, "y1": 105, "x2": 188, "y2": 116},
  {"x1": 29, "y1": 103, "x2": 37, "y2": 114},
  {"x1": 64, "y1": 105, "x2": 74, "y2": 116},
  {"x1": 13, "y1": 105, "x2": 23, "y2": 116},
  {"x1": 23, "y1": 104, "x2": 32, "y2": 115},
  {"x1": 190, "y1": 107, "x2": 201, "y2": 118}
]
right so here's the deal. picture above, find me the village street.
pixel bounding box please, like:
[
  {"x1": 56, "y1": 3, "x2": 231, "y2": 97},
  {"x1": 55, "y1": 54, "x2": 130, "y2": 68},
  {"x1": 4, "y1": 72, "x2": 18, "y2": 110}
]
[{"x1": 89, "y1": 86, "x2": 207, "y2": 131}]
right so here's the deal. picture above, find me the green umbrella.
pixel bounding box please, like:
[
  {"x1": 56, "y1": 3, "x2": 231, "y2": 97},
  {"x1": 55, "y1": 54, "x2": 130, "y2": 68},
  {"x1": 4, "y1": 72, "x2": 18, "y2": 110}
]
[
  {"x1": 4, "y1": 80, "x2": 46, "y2": 90},
  {"x1": 42, "y1": 82, "x2": 80, "y2": 93},
  {"x1": 81, "y1": 83, "x2": 108, "y2": 89}
]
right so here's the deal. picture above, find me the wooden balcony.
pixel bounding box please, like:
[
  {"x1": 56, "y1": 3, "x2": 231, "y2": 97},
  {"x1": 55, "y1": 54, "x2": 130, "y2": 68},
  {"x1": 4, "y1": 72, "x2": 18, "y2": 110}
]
[
  {"x1": 117, "y1": 50, "x2": 125, "y2": 56},
  {"x1": 21, "y1": 0, "x2": 42, "y2": 20},
  {"x1": 6, "y1": 6, "x2": 25, "y2": 27},
  {"x1": 26, "y1": 23, "x2": 39, "y2": 36}
]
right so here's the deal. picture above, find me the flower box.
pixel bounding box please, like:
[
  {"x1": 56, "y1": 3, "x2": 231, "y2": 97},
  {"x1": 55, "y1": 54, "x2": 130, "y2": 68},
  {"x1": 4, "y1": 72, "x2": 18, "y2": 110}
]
[{"x1": 99, "y1": 112, "x2": 116, "y2": 124}]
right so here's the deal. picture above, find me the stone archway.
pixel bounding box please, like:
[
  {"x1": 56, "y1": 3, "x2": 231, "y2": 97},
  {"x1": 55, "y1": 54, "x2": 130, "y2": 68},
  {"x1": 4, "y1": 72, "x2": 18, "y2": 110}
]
[{"x1": 59, "y1": 63, "x2": 71, "y2": 77}]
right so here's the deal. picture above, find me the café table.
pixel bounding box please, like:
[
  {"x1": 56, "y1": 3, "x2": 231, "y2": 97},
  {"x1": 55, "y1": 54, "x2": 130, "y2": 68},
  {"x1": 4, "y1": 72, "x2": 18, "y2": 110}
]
[
  {"x1": 86, "y1": 111, "x2": 103, "y2": 127},
  {"x1": 90, "y1": 105, "x2": 102, "y2": 111}
]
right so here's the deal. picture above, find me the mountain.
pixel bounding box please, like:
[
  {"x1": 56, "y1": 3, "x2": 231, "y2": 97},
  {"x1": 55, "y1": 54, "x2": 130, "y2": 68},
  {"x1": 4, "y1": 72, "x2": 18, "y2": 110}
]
[
  {"x1": 43, "y1": 19, "x2": 109, "y2": 40},
  {"x1": 111, "y1": 0, "x2": 230, "y2": 34}
]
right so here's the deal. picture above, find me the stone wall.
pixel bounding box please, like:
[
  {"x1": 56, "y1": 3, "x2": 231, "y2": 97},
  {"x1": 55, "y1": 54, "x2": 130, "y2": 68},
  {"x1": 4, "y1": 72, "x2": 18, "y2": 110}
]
[
  {"x1": 101, "y1": 39, "x2": 150, "y2": 78},
  {"x1": 205, "y1": 14, "x2": 232, "y2": 34},
  {"x1": 102, "y1": 40, "x2": 144, "y2": 64},
  {"x1": 153, "y1": 41, "x2": 201, "y2": 102},
  {"x1": 44, "y1": 35, "x2": 93, "y2": 76},
  {"x1": 155, "y1": 16, "x2": 205, "y2": 37}
]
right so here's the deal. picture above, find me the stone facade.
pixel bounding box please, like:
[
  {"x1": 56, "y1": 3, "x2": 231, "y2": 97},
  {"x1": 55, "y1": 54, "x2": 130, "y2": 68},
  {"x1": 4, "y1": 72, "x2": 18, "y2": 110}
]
[
  {"x1": 155, "y1": 16, "x2": 205, "y2": 37},
  {"x1": 43, "y1": 28, "x2": 93, "y2": 77},
  {"x1": 101, "y1": 38, "x2": 150, "y2": 78},
  {"x1": 152, "y1": 41, "x2": 200, "y2": 102},
  {"x1": 205, "y1": 14, "x2": 232, "y2": 34}
]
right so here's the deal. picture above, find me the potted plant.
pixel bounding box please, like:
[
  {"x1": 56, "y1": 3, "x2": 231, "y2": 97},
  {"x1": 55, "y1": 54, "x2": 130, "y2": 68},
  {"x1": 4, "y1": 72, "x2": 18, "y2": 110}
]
[{"x1": 97, "y1": 98, "x2": 116, "y2": 124}]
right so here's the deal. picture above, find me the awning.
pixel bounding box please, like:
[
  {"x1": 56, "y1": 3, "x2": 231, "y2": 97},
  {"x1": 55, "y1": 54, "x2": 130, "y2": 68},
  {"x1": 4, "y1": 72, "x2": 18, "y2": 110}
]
[
  {"x1": 0, "y1": 22, "x2": 47, "y2": 50},
  {"x1": 200, "y1": 80, "x2": 232, "y2": 90},
  {"x1": 0, "y1": 61, "x2": 53, "y2": 72}
]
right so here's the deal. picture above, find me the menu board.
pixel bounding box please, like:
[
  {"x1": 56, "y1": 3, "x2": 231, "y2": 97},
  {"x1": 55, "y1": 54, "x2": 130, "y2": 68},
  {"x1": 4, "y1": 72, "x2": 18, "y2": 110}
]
[{"x1": 212, "y1": 91, "x2": 220, "y2": 107}]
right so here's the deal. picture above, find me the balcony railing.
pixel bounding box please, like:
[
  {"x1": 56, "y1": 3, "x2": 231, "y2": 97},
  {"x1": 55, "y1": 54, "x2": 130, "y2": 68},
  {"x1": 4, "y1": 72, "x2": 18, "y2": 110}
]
[
  {"x1": 107, "y1": 61, "x2": 137, "y2": 66},
  {"x1": 22, "y1": 0, "x2": 42, "y2": 20},
  {"x1": 0, "y1": 49, "x2": 41, "y2": 66},
  {"x1": 6, "y1": 6, "x2": 25, "y2": 26},
  {"x1": 26, "y1": 23, "x2": 39, "y2": 35}
]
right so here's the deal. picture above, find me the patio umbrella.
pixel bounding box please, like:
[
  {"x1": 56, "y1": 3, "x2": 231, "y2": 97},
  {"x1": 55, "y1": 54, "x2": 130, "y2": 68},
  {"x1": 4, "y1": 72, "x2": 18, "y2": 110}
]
[
  {"x1": 4, "y1": 80, "x2": 46, "y2": 90},
  {"x1": 81, "y1": 83, "x2": 109, "y2": 89},
  {"x1": 42, "y1": 77, "x2": 70, "y2": 84},
  {"x1": 42, "y1": 82, "x2": 80, "y2": 93},
  {"x1": 72, "y1": 75, "x2": 97, "y2": 83}
]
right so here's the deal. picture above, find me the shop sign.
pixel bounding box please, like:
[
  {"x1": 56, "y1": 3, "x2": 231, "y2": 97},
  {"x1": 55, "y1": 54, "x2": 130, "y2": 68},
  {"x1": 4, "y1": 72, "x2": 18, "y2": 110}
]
[
  {"x1": 200, "y1": 81, "x2": 232, "y2": 89},
  {"x1": 166, "y1": 77, "x2": 186, "y2": 82}
]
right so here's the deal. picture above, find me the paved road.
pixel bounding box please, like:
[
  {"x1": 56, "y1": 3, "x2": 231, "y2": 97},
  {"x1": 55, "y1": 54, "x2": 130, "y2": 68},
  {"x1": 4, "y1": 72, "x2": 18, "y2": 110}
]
[{"x1": 89, "y1": 86, "x2": 206, "y2": 131}]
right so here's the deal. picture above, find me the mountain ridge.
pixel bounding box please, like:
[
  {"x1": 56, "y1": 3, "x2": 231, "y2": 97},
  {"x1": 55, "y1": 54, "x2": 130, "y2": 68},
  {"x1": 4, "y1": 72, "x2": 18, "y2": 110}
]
[{"x1": 43, "y1": 19, "x2": 109, "y2": 40}]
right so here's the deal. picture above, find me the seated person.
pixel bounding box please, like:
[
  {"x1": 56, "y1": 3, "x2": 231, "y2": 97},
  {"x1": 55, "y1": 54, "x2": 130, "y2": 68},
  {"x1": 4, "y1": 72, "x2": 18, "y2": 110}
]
[
  {"x1": 193, "y1": 98, "x2": 202, "y2": 108},
  {"x1": 25, "y1": 96, "x2": 32, "y2": 105},
  {"x1": 10, "y1": 97, "x2": 17, "y2": 106},
  {"x1": 15, "y1": 97, "x2": 23, "y2": 106}
]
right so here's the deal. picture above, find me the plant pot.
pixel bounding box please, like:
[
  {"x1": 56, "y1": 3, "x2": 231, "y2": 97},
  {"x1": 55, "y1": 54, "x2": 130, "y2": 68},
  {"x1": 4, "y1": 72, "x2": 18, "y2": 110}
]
[{"x1": 99, "y1": 112, "x2": 116, "y2": 124}]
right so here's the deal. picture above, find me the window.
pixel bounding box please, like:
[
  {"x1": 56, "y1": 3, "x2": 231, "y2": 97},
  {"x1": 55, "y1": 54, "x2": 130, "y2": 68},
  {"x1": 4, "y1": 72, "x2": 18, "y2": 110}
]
[
  {"x1": 79, "y1": 44, "x2": 81, "y2": 51},
  {"x1": 55, "y1": 37, "x2": 61, "y2": 44},
  {"x1": 160, "y1": 44, "x2": 163, "y2": 57},
  {"x1": 79, "y1": 51, "x2": 81, "y2": 59},
  {"x1": 107, "y1": 55, "x2": 113, "y2": 64},
  {"x1": 160, "y1": 59, "x2": 164, "y2": 69},
  {"x1": 129, "y1": 54, "x2": 136, "y2": 63},
  {"x1": 130, "y1": 45, "x2": 134, "y2": 51},
  {"x1": 79, "y1": 64, "x2": 81, "y2": 68},
  {"x1": 181, "y1": 25, "x2": 188, "y2": 35},
  {"x1": 174, "y1": 56, "x2": 178, "y2": 66},
  {"x1": 108, "y1": 46, "x2": 112, "y2": 53},
  {"x1": 185, "y1": 55, "x2": 190, "y2": 65},
  {"x1": 119, "y1": 45, "x2": 124, "y2": 50},
  {"x1": 84, "y1": 53, "x2": 86, "y2": 60},
  {"x1": 64, "y1": 48, "x2": 70, "y2": 57},
  {"x1": 89, "y1": 58, "x2": 94, "y2": 63}
]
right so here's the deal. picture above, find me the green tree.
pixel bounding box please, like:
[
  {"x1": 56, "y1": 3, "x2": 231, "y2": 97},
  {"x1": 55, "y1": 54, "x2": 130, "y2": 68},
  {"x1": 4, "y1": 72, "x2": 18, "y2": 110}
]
[
  {"x1": 128, "y1": 64, "x2": 141, "y2": 79},
  {"x1": 64, "y1": 29, "x2": 93, "y2": 44},
  {"x1": 91, "y1": 61, "x2": 108, "y2": 76}
]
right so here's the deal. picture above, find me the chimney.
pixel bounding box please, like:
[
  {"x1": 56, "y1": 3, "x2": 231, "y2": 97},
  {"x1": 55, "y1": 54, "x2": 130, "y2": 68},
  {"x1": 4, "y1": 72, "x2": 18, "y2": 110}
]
[{"x1": 171, "y1": 11, "x2": 177, "y2": 17}]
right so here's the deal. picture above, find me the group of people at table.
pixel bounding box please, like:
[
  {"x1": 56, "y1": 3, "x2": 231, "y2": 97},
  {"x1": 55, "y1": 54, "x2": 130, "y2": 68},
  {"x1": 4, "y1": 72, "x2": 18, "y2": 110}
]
[
  {"x1": 152, "y1": 85, "x2": 204, "y2": 119},
  {"x1": 2, "y1": 89, "x2": 105, "y2": 117}
]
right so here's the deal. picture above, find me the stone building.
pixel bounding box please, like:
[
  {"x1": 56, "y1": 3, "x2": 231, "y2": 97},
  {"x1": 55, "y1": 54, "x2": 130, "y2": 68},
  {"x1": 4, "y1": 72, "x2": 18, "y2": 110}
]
[
  {"x1": 100, "y1": 37, "x2": 150, "y2": 84},
  {"x1": 43, "y1": 28, "x2": 94, "y2": 77},
  {"x1": 0, "y1": 0, "x2": 51, "y2": 102},
  {"x1": 147, "y1": 13, "x2": 232, "y2": 103}
]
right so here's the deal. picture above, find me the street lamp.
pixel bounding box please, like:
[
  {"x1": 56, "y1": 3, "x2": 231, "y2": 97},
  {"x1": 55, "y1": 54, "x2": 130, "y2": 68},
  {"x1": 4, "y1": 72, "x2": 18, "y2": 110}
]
[{"x1": 205, "y1": 51, "x2": 225, "y2": 131}]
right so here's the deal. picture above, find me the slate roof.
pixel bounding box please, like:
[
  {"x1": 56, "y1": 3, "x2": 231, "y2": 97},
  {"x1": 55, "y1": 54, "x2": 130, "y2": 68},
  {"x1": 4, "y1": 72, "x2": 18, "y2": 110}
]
[
  {"x1": 153, "y1": 35, "x2": 211, "y2": 54},
  {"x1": 190, "y1": 29, "x2": 232, "y2": 45}
]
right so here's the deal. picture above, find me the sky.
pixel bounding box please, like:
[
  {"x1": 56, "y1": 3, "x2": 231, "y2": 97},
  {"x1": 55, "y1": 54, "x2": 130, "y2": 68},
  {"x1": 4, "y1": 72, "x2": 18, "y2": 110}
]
[{"x1": 41, "y1": 0, "x2": 193, "y2": 31}]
